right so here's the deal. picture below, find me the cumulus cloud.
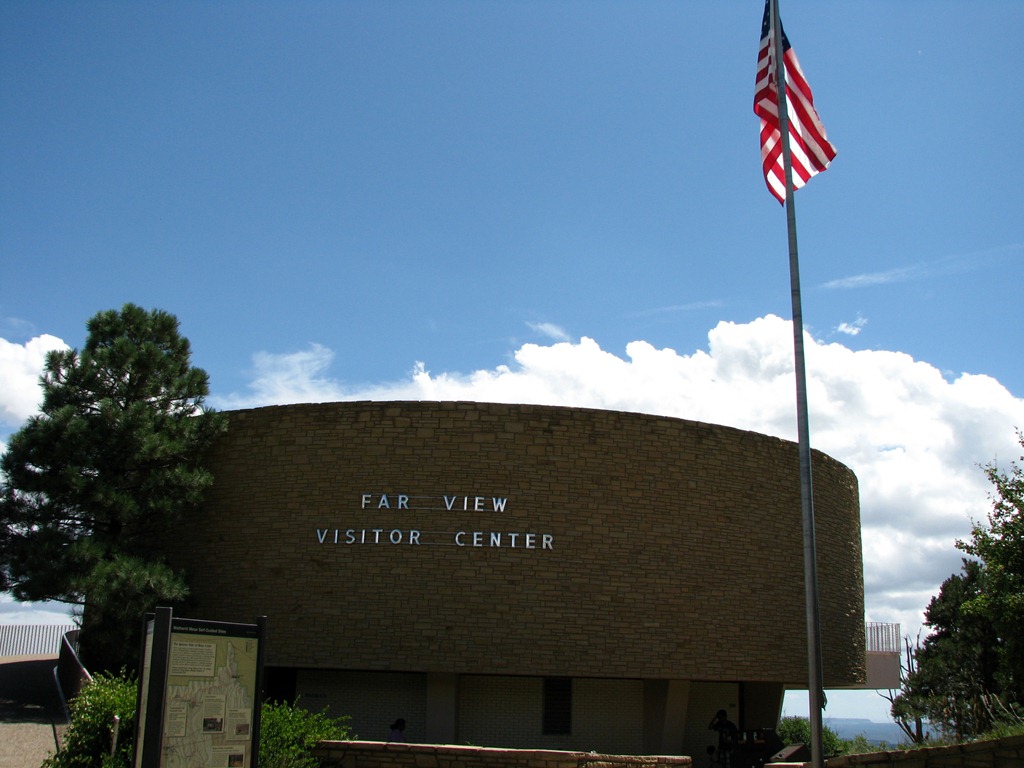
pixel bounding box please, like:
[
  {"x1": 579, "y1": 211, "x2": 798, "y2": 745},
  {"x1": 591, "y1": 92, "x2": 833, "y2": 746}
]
[
  {"x1": 0, "y1": 336, "x2": 72, "y2": 623},
  {"x1": 217, "y1": 315, "x2": 1024, "y2": 636},
  {"x1": 4, "y1": 318, "x2": 1024, "y2": 641},
  {"x1": 0, "y1": 334, "x2": 67, "y2": 431}
]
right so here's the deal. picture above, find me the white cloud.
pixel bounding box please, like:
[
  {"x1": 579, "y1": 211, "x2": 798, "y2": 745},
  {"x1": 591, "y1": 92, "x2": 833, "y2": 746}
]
[
  {"x1": 0, "y1": 335, "x2": 75, "y2": 630},
  {"x1": 0, "y1": 334, "x2": 67, "y2": 430},
  {"x1": 220, "y1": 343, "x2": 349, "y2": 407},
  {"x1": 0, "y1": 593, "x2": 76, "y2": 625},
  {"x1": 5, "y1": 318, "x2": 1024, "y2": 646},
  {"x1": 217, "y1": 314, "x2": 1024, "y2": 639},
  {"x1": 822, "y1": 243, "x2": 1024, "y2": 293},
  {"x1": 628, "y1": 300, "x2": 725, "y2": 317},
  {"x1": 836, "y1": 316, "x2": 867, "y2": 336},
  {"x1": 526, "y1": 321, "x2": 570, "y2": 342},
  {"x1": 822, "y1": 267, "x2": 920, "y2": 290}
]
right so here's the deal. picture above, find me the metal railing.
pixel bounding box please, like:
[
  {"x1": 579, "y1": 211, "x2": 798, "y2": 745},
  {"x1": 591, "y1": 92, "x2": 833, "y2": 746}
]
[
  {"x1": 56, "y1": 628, "x2": 92, "y2": 709},
  {"x1": 865, "y1": 622, "x2": 900, "y2": 654},
  {"x1": 0, "y1": 623, "x2": 77, "y2": 657}
]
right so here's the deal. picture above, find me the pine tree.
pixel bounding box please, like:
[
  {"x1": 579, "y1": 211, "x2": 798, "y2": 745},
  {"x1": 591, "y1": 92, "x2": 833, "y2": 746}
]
[{"x1": 0, "y1": 304, "x2": 226, "y2": 671}]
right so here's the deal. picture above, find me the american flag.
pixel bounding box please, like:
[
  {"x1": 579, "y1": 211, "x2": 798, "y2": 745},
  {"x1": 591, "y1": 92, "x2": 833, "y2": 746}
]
[{"x1": 753, "y1": 0, "x2": 836, "y2": 203}]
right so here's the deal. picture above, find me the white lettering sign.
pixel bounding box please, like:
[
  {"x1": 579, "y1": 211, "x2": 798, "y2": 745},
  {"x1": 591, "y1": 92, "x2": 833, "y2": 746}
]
[
  {"x1": 317, "y1": 528, "x2": 553, "y2": 549},
  {"x1": 361, "y1": 494, "x2": 410, "y2": 510},
  {"x1": 315, "y1": 492, "x2": 554, "y2": 552}
]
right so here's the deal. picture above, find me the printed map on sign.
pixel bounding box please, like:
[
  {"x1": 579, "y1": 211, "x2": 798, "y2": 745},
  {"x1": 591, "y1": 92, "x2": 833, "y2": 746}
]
[{"x1": 162, "y1": 631, "x2": 259, "y2": 768}]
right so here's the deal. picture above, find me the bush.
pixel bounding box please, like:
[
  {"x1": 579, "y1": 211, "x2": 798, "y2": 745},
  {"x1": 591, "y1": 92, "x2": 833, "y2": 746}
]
[
  {"x1": 44, "y1": 673, "x2": 352, "y2": 768},
  {"x1": 776, "y1": 716, "x2": 847, "y2": 758},
  {"x1": 842, "y1": 733, "x2": 882, "y2": 755},
  {"x1": 258, "y1": 699, "x2": 354, "y2": 768},
  {"x1": 978, "y1": 718, "x2": 1024, "y2": 742},
  {"x1": 44, "y1": 671, "x2": 137, "y2": 768}
]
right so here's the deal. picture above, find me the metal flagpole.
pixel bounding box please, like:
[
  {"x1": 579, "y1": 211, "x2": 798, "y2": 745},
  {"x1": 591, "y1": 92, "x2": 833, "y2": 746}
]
[{"x1": 768, "y1": 1, "x2": 826, "y2": 767}]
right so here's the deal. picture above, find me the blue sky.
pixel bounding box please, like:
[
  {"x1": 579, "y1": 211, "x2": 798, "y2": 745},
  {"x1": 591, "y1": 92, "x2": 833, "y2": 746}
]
[{"x1": 2, "y1": 2, "x2": 1023, "y2": 725}]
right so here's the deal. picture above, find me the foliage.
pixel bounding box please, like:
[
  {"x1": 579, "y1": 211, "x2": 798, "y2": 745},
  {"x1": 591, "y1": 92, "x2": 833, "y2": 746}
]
[
  {"x1": 959, "y1": 432, "x2": 1024, "y2": 697},
  {"x1": 777, "y1": 716, "x2": 902, "y2": 757},
  {"x1": 889, "y1": 433, "x2": 1024, "y2": 741},
  {"x1": 841, "y1": 733, "x2": 880, "y2": 755},
  {"x1": 902, "y1": 560, "x2": 1003, "y2": 739},
  {"x1": 883, "y1": 634, "x2": 928, "y2": 744},
  {"x1": 0, "y1": 304, "x2": 226, "y2": 671},
  {"x1": 775, "y1": 716, "x2": 847, "y2": 758},
  {"x1": 43, "y1": 671, "x2": 137, "y2": 768},
  {"x1": 259, "y1": 699, "x2": 354, "y2": 768},
  {"x1": 42, "y1": 673, "x2": 353, "y2": 768},
  {"x1": 977, "y1": 718, "x2": 1024, "y2": 741}
]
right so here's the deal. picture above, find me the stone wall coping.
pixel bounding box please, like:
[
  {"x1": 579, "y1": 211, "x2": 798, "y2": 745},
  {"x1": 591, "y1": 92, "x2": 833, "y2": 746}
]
[
  {"x1": 824, "y1": 734, "x2": 1024, "y2": 767},
  {"x1": 313, "y1": 736, "x2": 1024, "y2": 768},
  {"x1": 314, "y1": 740, "x2": 693, "y2": 766}
]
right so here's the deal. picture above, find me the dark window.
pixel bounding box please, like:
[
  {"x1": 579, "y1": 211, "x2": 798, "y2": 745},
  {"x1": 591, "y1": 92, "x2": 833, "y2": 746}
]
[{"x1": 542, "y1": 677, "x2": 572, "y2": 735}]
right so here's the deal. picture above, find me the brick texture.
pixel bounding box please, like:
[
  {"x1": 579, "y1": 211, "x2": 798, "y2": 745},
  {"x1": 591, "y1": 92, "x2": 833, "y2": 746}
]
[{"x1": 165, "y1": 401, "x2": 865, "y2": 686}]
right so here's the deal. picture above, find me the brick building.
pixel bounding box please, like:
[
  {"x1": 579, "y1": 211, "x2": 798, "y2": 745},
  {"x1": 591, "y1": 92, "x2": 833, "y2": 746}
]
[{"x1": 166, "y1": 401, "x2": 864, "y2": 758}]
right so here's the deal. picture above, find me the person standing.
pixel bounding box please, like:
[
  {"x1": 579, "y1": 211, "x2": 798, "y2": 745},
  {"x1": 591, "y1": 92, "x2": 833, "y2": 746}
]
[{"x1": 709, "y1": 709, "x2": 738, "y2": 768}]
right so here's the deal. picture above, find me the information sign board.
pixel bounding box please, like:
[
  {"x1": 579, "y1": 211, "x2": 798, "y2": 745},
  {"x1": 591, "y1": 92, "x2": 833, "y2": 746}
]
[{"x1": 134, "y1": 608, "x2": 266, "y2": 768}]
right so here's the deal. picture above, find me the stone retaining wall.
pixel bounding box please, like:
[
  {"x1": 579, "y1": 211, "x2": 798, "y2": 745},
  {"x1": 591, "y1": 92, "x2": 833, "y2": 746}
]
[
  {"x1": 826, "y1": 735, "x2": 1024, "y2": 768},
  {"x1": 313, "y1": 736, "x2": 1024, "y2": 768},
  {"x1": 313, "y1": 741, "x2": 692, "y2": 768}
]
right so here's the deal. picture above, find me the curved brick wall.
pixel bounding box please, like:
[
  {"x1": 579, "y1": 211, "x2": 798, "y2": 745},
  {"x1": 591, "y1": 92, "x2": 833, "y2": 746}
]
[{"x1": 167, "y1": 401, "x2": 865, "y2": 687}]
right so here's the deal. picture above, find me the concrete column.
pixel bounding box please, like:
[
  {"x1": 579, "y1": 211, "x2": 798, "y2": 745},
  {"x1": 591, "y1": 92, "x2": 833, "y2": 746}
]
[
  {"x1": 644, "y1": 679, "x2": 691, "y2": 755},
  {"x1": 425, "y1": 672, "x2": 459, "y2": 744}
]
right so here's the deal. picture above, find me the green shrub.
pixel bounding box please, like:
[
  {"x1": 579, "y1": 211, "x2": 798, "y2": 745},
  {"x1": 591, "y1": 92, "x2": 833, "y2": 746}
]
[
  {"x1": 978, "y1": 718, "x2": 1024, "y2": 742},
  {"x1": 776, "y1": 716, "x2": 847, "y2": 758},
  {"x1": 258, "y1": 699, "x2": 354, "y2": 768},
  {"x1": 842, "y1": 733, "x2": 884, "y2": 755},
  {"x1": 45, "y1": 674, "x2": 352, "y2": 768},
  {"x1": 44, "y1": 671, "x2": 137, "y2": 768}
]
